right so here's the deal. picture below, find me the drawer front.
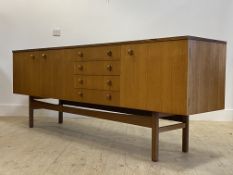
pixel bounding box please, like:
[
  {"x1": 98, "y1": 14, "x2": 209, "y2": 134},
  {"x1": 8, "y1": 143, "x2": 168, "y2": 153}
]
[
  {"x1": 73, "y1": 61, "x2": 120, "y2": 75},
  {"x1": 75, "y1": 89, "x2": 120, "y2": 106},
  {"x1": 74, "y1": 75, "x2": 120, "y2": 91},
  {"x1": 70, "y1": 45, "x2": 121, "y2": 61}
]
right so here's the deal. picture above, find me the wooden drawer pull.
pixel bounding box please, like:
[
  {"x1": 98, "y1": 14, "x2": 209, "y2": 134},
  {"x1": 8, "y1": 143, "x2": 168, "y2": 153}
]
[
  {"x1": 106, "y1": 65, "x2": 112, "y2": 71},
  {"x1": 42, "y1": 53, "x2": 47, "y2": 59},
  {"x1": 107, "y1": 50, "x2": 112, "y2": 57},
  {"x1": 106, "y1": 80, "x2": 112, "y2": 86},
  {"x1": 78, "y1": 51, "x2": 83, "y2": 57},
  {"x1": 127, "y1": 49, "x2": 134, "y2": 56},
  {"x1": 78, "y1": 65, "x2": 83, "y2": 70},
  {"x1": 78, "y1": 92, "x2": 83, "y2": 97},
  {"x1": 30, "y1": 54, "x2": 35, "y2": 59},
  {"x1": 106, "y1": 94, "x2": 112, "y2": 100},
  {"x1": 78, "y1": 79, "x2": 83, "y2": 84}
]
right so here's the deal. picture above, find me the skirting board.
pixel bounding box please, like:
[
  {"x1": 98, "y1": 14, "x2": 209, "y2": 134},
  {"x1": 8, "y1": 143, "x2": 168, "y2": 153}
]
[{"x1": 0, "y1": 105, "x2": 233, "y2": 121}]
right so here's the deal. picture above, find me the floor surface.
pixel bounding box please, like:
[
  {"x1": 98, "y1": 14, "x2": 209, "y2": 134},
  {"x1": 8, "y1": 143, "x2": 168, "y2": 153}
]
[{"x1": 0, "y1": 116, "x2": 233, "y2": 175}]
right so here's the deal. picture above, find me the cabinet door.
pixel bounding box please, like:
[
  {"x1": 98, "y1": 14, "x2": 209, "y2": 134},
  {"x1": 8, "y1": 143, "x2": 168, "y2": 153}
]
[
  {"x1": 120, "y1": 41, "x2": 188, "y2": 114},
  {"x1": 13, "y1": 52, "x2": 41, "y2": 96},
  {"x1": 13, "y1": 50, "x2": 69, "y2": 98},
  {"x1": 147, "y1": 40, "x2": 188, "y2": 114},
  {"x1": 37, "y1": 51, "x2": 50, "y2": 97},
  {"x1": 38, "y1": 50, "x2": 74, "y2": 100},
  {"x1": 120, "y1": 43, "x2": 148, "y2": 109}
]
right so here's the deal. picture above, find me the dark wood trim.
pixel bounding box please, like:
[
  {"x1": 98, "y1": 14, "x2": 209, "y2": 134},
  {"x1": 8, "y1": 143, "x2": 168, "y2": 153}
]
[
  {"x1": 12, "y1": 36, "x2": 226, "y2": 53},
  {"x1": 182, "y1": 116, "x2": 189, "y2": 152},
  {"x1": 160, "y1": 115, "x2": 184, "y2": 122},
  {"x1": 159, "y1": 123, "x2": 186, "y2": 133},
  {"x1": 28, "y1": 97, "x2": 190, "y2": 162},
  {"x1": 29, "y1": 96, "x2": 34, "y2": 128},
  {"x1": 31, "y1": 99, "x2": 152, "y2": 128},
  {"x1": 58, "y1": 100, "x2": 63, "y2": 124},
  {"x1": 62, "y1": 100, "x2": 153, "y2": 116},
  {"x1": 152, "y1": 113, "x2": 159, "y2": 162}
]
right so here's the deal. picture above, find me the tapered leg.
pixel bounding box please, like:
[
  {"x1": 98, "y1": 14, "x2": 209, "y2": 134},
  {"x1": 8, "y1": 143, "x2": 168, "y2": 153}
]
[
  {"x1": 152, "y1": 113, "x2": 159, "y2": 162},
  {"x1": 29, "y1": 96, "x2": 34, "y2": 128},
  {"x1": 58, "y1": 100, "x2": 63, "y2": 124},
  {"x1": 182, "y1": 116, "x2": 189, "y2": 152}
]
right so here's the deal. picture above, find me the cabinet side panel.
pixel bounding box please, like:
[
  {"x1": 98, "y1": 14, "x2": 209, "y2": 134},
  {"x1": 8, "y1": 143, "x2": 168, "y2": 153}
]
[{"x1": 188, "y1": 40, "x2": 226, "y2": 114}]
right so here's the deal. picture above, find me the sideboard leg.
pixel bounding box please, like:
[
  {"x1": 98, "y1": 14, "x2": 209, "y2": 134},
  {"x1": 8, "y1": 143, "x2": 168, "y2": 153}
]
[
  {"x1": 58, "y1": 100, "x2": 63, "y2": 124},
  {"x1": 182, "y1": 116, "x2": 189, "y2": 152},
  {"x1": 29, "y1": 96, "x2": 34, "y2": 128},
  {"x1": 152, "y1": 113, "x2": 159, "y2": 162}
]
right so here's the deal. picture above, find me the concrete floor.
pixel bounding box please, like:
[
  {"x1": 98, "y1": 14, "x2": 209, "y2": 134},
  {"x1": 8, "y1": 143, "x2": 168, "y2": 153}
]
[{"x1": 0, "y1": 116, "x2": 232, "y2": 175}]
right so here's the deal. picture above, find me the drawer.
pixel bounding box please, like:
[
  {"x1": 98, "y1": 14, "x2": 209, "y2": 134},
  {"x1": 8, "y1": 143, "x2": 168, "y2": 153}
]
[
  {"x1": 69, "y1": 45, "x2": 121, "y2": 61},
  {"x1": 74, "y1": 75, "x2": 120, "y2": 91},
  {"x1": 75, "y1": 89, "x2": 120, "y2": 106},
  {"x1": 73, "y1": 61, "x2": 120, "y2": 75}
]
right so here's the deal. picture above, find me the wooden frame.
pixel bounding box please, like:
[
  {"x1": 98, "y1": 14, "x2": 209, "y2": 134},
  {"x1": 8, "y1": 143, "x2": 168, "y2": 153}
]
[{"x1": 29, "y1": 96, "x2": 189, "y2": 162}]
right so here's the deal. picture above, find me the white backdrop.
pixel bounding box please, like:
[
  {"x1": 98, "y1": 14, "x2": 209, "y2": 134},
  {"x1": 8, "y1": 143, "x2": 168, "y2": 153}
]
[{"x1": 0, "y1": 0, "x2": 233, "y2": 120}]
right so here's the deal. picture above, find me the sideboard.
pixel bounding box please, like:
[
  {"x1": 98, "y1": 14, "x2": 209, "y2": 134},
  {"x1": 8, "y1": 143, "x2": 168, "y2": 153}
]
[{"x1": 13, "y1": 36, "x2": 226, "y2": 161}]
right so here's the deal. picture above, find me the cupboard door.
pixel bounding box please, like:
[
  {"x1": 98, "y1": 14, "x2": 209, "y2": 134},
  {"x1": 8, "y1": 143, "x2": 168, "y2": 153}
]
[
  {"x1": 13, "y1": 52, "x2": 41, "y2": 96},
  {"x1": 120, "y1": 43, "x2": 148, "y2": 109},
  {"x1": 120, "y1": 41, "x2": 188, "y2": 114},
  {"x1": 39, "y1": 51, "x2": 53, "y2": 97},
  {"x1": 147, "y1": 40, "x2": 188, "y2": 114},
  {"x1": 40, "y1": 50, "x2": 74, "y2": 100}
]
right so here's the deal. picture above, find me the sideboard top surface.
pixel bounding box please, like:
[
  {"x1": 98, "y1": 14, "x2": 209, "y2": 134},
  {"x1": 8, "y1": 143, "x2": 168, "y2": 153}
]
[{"x1": 12, "y1": 35, "x2": 226, "y2": 53}]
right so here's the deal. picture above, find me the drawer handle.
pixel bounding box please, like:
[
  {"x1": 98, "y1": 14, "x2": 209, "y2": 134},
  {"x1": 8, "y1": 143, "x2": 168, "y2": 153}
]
[
  {"x1": 78, "y1": 92, "x2": 83, "y2": 97},
  {"x1": 107, "y1": 50, "x2": 112, "y2": 57},
  {"x1": 106, "y1": 65, "x2": 112, "y2": 71},
  {"x1": 77, "y1": 65, "x2": 83, "y2": 70},
  {"x1": 127, "y1": 49, "x2": 134, "y2": 56},
  {"x1": 78, "y1": 51, "x2": 83, "y2": 57},
  {"x1": 78, "y1": 79, "x2": 83, "y2": 84},
  {"x1": 42, "y1": 53, "x2": 47, "y2": 59},
  {"x1": 30, "y1": 54, "x2": 35, "y2": 59},
  {"x1": 106, "y1": 80, "x2": 112, "y2": 86},
  {"x1": 106, "y1": 94, "x2": 112, "y2": 100}
]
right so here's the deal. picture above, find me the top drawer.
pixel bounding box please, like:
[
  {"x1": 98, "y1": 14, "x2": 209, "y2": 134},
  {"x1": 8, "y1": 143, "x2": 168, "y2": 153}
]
[{"x1": 69, "y1": 45, "x2": 121, "y2": 61}]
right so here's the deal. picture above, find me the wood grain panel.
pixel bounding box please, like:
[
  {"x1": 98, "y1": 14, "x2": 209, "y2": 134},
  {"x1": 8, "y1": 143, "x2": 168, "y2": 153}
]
[
  {"x1": 120, "y1": 41, "x2": 188, "y2": 114},
  {"x1": 120, "y1": 43, "x2": 148, "y2": 109},
  {"x1": 39, "y1": 50, "x2": 53, "y2": 97},
  {"x1": 13, "y1": 52, "x2": 41, "y2": 96},
  {"x1": 187, "y1": 40, "x2": 226, "y2": 114},
  {"x1": 147, "y1": 40, "x2": 188, "y2": 114},
  {"x1": 43, "y1": 49, "x2": 74, "y2": 100}
]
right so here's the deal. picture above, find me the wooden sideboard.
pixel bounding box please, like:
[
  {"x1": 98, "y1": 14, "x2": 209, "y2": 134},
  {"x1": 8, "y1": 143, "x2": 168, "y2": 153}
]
[{"x1": 13, "y1": 36, "x2": 226, "y2": 161}]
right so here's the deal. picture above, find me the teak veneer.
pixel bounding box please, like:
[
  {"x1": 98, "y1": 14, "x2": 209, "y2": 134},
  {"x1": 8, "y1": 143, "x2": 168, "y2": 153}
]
[{"x1": 13, "y1": 36, "x2": 226, "y2": 161}]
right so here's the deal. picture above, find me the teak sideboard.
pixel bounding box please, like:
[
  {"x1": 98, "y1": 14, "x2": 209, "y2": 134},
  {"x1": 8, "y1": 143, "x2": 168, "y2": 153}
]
[{"x1": 13, "y1": 36, "x2": 226, "y2": 161}]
